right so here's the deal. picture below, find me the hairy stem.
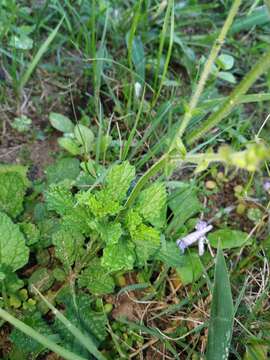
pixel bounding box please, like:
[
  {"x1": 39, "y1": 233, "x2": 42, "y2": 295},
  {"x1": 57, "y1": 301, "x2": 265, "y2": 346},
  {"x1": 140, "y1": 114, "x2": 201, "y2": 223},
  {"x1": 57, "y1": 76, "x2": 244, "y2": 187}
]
[
  {"x1": 170, "y1": 0, "x2": 242, "y2": 146},
  {"x1": 186, "y1": 47, "x2": 270, "y2": 145}
]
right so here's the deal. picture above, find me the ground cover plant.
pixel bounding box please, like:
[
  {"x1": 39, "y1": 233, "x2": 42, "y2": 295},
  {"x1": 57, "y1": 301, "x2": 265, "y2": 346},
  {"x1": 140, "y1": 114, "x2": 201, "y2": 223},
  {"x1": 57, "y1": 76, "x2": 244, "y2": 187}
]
[{"x1": 1, "y1": 0, "x2": 270, "y2": 359}]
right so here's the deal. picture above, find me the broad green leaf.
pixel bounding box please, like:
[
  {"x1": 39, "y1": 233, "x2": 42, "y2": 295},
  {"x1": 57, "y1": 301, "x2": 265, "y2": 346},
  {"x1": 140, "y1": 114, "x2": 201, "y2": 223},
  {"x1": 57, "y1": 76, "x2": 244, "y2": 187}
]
[
  {"x1": 156, "y1": 240, "x2": 186, "y2": 268},
  {"x1": 217, "y1": 71, "x2": 236, "y2": 84},
  {"x1": 28, "y1": 268, "x2": 54, "y2": 293},
  {"x1": 46, "y1": 184, "x2": 75, "y2": 216},
  {"x1": 52, "y1": 228, "x2": 84, "y2": 269},
  {"x1": 0, "y1": 165, "x2": 29, "y2": 218},
  {"x1": 102, "y1": 239, "x2": 135, "y2": 272},
  {"x1": 0, "y1": 211, "x2": 29, "y2": 271},
  {"x1": 131, "y1": 224, "x2": 161, "y2": 264},
  {"x1": 125, "y1": 209, "x2": 142, "y2": 233},
  {"x1": 45, "y1": 157, "x2": 80, "y2": 184},
  {"x1": 46, "y1": 186, "x2": 91, "y2": 236},
  {"x1": 98, "y1": 222, "x2": 122, "y2": 245},
  {"x1": 167, "y1": 183, "x2": 202, "y2": 236},
  {"x1": 19, "y1": 222, "x2": 40, "y2": 246},
  {"x1": 58, "y1": 137, "x2": 81, "y2": 155},
  {"x1": 206, "y1": 247, "x2": 234, "y2": 360},
  {"x1": 85, "y1": 190, "x2": 121, "y2": 218},
  {"x1": 78, "y1": 259, "x2": 115, "y2": 295},
  {"x1": 176, "y1": 251, "x2": 205, "y2": 285},
  {"x1": 136, "y1": 182, "x2": 167, "y2": 228},
  {"x1": 105, "y1": 162, "x2": 135, "y2": 203},
  {"x1": 208, "y1": 229, "x2": 253, "y2": 249},
  {"x1": 74, "y1": 124, "x2": 94, "y2": 153},
  {"x1": 217, "y1": 54, "x2": 234, "y2": 70},
  {"x1": 49, "y1": 112, "x2": 74, "y2": 133},
  {"x1": 0, "y1": 266, "x2": 24, "y2": 294}
]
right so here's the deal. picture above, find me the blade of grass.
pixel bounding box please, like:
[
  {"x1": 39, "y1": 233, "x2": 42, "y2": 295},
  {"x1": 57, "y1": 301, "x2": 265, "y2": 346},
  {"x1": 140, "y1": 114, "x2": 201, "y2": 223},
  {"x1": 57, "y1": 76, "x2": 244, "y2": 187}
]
[
  {"x1": 206, "y1": 247, "x2": 234, "y2": 360},
  {"x1": 0, "y1": 307, "x2": 88, "y2": 360},
  {"x1": 19, "y1": 18, "x2": 63, "y2": 92},
  {"x1": 152, "y1": 0, "x2": 174, "y2": 107},
  {"x1": 32, "y1": 286, "x2": 106, "y2": 360}
]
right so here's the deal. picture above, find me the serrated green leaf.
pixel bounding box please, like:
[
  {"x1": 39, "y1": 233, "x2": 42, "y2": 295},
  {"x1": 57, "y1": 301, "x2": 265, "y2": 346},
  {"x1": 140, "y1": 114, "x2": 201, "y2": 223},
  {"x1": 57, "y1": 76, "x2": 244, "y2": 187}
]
[
  {"x1": 206, "y1": 247, "x2": 234, "y2": 360},
  {"x1": 131, "y1": 224, "x2": 160, "y2": 264},
  {"x1": 208, "y1": 229, "x2": 253, "y2": 249},
  {"x1": 102, "y1": 239, "x2": 135, "y2": 272},
  {"x1": 136, "y1": 182, "x2": 167, "y2": 228},
  {"x1": 45, "y1": 157, "x2": 80, "y2": 185},
  {"x1": 98, "y1": 222, "x2": 122, "y2": 245},
  {"x1": 0, "y1": 165, "x2": 29, "y2": 218},
  {"x1": 74, "y1": 124, "x2": 94, "y2": 153},
  {"x1": 49, "y1": 112, "x2": 74, "y2": 133},
  {"x1": 52, "y1": 228, "x2": 84, "y2": 269},
  {"x1": 78, "y1": 259, "x2": 115, "y2": 295},
  {"x1": 0, "y1": 211, "x2": 29, "y2": 271},
  {"x1": 125, "y1": 209, "x2": 142, "y2": 233},
  {"x1": 105, "y1": 162, "x2": 135, "y2": 203},
  {"x1": 46, "y1": 184, "x2": 75, "y2": 216},
  {"x1": 86, "y1": 190, "x2": 122, "y2": 218},
  {"x1": 19, "y1": 222, "x2": 40, "y2": 246}
]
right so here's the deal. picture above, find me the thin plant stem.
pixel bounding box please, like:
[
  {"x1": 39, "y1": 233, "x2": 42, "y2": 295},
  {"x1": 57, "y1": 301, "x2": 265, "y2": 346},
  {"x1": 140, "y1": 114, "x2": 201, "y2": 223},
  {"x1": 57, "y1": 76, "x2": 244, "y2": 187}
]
[
  {"x1": 186, "y1": 47, "x2": 270, "y2": 145},
  {"x1": 170, "y1": 0, "x2": 242, "y2": 146}
]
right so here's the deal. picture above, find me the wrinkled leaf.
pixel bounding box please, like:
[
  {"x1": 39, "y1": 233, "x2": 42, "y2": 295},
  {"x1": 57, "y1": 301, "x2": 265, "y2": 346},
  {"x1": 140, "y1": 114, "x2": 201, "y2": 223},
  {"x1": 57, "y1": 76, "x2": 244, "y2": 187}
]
[
  {"x1": 45, "y1": 157, "x2": 80, "y2": 184},
  {"x1": 105, "y1": 162, "x2": 135, "y2": 203},
  {"x1": 131, "y1": 224, "x2": 161, "y2": 264},
  {"x1": 0, "y1": 165, "x2": 29, "y2": 218},
  {"x1": 0, "y1": 211, "x2": 29, "y2": 271},
  {"x1": 78, "y1": 259, "x2": 115, "y2": 295},
  {"x1": 102, "y1": 239, "x2": 135, "y2": 272},
  {"x1": 136, "y1": 182, "x2": 167, "y2": 228},
  {"x1": 52, "y1": 228, "x2": 84, "y2": 269}
]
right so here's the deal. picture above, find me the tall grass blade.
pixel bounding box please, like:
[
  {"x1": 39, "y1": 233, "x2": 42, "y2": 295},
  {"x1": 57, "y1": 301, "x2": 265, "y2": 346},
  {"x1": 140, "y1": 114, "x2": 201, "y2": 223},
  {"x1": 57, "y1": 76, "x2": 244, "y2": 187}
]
[
  {"x1": 19, "y1": 19, "x2": 63, "y2": 92},
  {"x1": 206, "y1": 247, "x2": 234, "y2": 360},
  {"x1": 0, "y1": 307, "x2": 88, "y2": 360},
  {"x1": 33, "y1": 286, "x2": 106, "y2": 360}
]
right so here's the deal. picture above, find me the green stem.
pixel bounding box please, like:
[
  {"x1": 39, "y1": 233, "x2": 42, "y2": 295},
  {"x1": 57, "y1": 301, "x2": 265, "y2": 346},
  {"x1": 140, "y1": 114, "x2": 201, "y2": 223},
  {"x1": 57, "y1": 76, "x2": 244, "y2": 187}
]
[
  {"x1": 186, "y1": 47, "x2": 270, "y2": 145},
  {"x1": 170, "y1": 0, "x2": 242, "y2": 146},
  {"x1": 0, "y1": 308, "x2": 87, "y2": 360},
  {"x1": 123, "y1": 154, "x2": 168, "y2": 209}
]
